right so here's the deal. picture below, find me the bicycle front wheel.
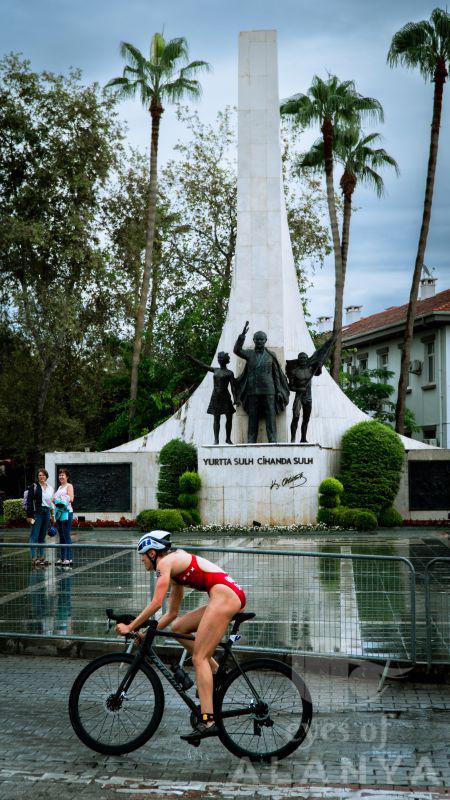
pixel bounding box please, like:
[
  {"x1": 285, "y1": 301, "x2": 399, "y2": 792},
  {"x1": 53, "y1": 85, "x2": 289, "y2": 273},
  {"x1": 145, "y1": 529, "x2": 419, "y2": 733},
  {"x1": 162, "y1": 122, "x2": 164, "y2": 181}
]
[
  {"x1": 69, "y1": 653, "x2": 164, "y2": 755},
  {"x1": 215, "y1": 658, "x2": 312, "y2": 761}
]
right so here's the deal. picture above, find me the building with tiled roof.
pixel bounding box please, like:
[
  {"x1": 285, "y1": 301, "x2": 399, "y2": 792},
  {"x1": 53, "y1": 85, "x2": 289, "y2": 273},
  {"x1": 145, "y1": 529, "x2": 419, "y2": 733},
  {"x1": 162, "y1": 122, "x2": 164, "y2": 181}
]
[{"x1": 339, "y1": 279, "x2": 450, "y2": 447}]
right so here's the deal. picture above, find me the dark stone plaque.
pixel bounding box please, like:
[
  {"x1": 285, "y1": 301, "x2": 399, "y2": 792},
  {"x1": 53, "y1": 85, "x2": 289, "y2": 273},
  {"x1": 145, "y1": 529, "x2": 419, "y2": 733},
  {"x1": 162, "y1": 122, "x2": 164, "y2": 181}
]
[
  {"x1": 55, "y1": 463, "x2": 132, "y2": 513},
  {"x1": 409, "y1": 460, "x2": 450, "y2": 511}
]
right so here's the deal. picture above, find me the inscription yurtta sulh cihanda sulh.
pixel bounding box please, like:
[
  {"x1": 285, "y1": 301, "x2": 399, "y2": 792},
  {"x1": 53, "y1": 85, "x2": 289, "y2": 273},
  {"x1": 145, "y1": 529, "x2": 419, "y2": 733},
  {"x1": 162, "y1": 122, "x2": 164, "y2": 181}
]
[{"x1": 47, "y1": 30, "x2": 435, "y2": 526}]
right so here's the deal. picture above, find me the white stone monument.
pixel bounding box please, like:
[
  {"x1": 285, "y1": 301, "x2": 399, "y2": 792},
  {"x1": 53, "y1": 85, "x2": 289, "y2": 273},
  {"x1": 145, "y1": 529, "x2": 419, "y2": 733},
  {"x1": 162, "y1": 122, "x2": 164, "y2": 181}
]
[{"x1": 47, "y1": 30, "x2": 433, "y2": 525}]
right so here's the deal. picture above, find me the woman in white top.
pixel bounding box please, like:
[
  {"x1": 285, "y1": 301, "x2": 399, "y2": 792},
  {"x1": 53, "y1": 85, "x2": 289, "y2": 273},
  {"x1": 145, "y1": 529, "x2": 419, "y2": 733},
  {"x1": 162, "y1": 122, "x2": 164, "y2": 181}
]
[
  {"x1": 53, "y1": 468, "x2": 74, "y2": 567},
  {"x1": 26, "y1": 468, "x2": 54, "y2": 568}
]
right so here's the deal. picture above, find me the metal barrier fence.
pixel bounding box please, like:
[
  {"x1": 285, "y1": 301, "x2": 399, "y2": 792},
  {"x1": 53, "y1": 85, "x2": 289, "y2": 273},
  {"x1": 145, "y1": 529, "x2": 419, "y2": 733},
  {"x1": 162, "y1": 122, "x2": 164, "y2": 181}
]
[
  {"x1": 0, "y1": 541, "x2": 419, "y2": 663},
  {"x1": 424, "y1": 557, "x2": 450, "y2": 667}
]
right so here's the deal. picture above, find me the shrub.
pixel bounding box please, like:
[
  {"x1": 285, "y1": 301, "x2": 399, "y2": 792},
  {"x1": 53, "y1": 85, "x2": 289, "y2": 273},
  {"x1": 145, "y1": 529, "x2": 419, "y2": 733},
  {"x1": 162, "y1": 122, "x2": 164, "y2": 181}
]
[
  {"x1": 179, "y1": 471, "x2": 202, "y2": 493},
  {"x1": 137, "y1": 508, "x2": 186, "y2": 532},
  {"x1": 317, "y1": 507, "x2": 340, "y2": 525},
  {"x1": 157, "y1": 439, "x2": 197, "y2": 509},
  {"x1": 179, "y1": 509, "x2": 193, "y2": 526},
  {"x1": 189, "y1": 509, "x2": 201, "y2": 526},
  {"x1": 4, "y1": 499, "x2": 26, "y2": 524},
  {"x1": 178, "y1": 492, "x2": 199, "y2": 510},
  {"x1": 136, "y1": 509, "x2": 160, "y2": 530},
  {"x1": 378, "y1": 506, "x2": 403, "y2": 527},
  {"x1": 337, "y1": 507, "x2": 378, "y2": 531},
  {"x1": 319, "y1": 493, "x2": 341, "y2": 509},
  {"x1": 340, "y1": 421, "x2": 404, "y2": 513},
  {"x1": 178, "y1": 470, "x2": 201, "y2": 523},
  {"x1": 156, "y1": 509, "x2": 185, "y2": 531},
  {"x1": 319, "y1": 477, "x2": 344, "y2": 497}
]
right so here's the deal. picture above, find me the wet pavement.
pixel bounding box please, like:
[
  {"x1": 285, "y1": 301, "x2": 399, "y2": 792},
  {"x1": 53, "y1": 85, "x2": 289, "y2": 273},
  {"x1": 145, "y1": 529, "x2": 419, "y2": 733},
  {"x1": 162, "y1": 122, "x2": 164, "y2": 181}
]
[{"x1": 0, "y1": 652, "x2": 449, "y2": 799}]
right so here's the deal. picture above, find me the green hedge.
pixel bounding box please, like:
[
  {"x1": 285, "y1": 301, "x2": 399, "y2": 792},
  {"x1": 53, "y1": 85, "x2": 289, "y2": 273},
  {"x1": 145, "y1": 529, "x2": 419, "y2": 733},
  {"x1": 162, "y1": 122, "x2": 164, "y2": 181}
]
[
  {"x1": 377, "y1": 506, "x2": 403, "y2": 527},
  {"x1": 319, "y1": 493, "x2": 341, "y2": 509},
  {"x1": 4, "y1": 499, "x2": 26, "y2": 524},
  {"x1": 189, "y1": 509, "x2": 201, "y2": 525},
  {"x1": 157, "y1": 439, "x2": 197, "y2": 509},
  {"x1": 340, "y1": 421, "x2": 404, "y2": 513},
  {"x1": 178, "y1": 470, "x2": 201, "y2": 523},
  {"x1": 317, "y1": 507, "x2": 339, "y2": 525},
  {"x1": 317, "y1": 505, "x2": 378, "y2": 531},
  {"x1": 179, "y1": 471, "x2": 202, "y2": 493},
  {"x1": 179, "y1": 509, "x2": 194, "y2": 526},
  {"x1": 336, "y1": 507, "x2": 378, "y2": 531},
  {"x1": 136, "y1": 508, "x2": 185, "y2": 532},
  {"x1": 178, "y1": 492, "x2": 199, "y2": 510},
  {"x1": 319, "y1": 477, "x2": 344, "y2": 496}
]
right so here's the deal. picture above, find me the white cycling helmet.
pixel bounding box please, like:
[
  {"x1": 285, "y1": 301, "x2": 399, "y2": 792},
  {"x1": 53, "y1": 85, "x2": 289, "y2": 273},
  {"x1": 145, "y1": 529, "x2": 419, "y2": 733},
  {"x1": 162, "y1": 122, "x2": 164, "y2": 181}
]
[{"x1": 137, "y1": 530, "x2": 172, "y2": 554}]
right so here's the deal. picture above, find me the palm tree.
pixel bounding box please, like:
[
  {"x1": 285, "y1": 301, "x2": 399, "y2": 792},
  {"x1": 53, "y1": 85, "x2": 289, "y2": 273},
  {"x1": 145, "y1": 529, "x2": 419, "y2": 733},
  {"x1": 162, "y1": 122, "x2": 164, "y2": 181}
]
[
  {"x1": 299, "y1": 128, "x2": 399, "y2": 286},
  {"x1": 281, "y1": 75, "x2": 383, "y2": 380},
  {"x1": 388, "y1": 8, "x2": 450, "y2": 435},
  {"x1": 106, "y1": 34, "x2": 210, "y2": 434}
]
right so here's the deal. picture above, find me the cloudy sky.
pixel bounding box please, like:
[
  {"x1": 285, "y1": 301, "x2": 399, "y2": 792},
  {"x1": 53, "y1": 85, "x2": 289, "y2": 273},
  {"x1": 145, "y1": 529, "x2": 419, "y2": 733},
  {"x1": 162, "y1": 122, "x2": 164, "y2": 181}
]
[{"x1": 2, "y1": 0, "x2": 449, "y2": 323}]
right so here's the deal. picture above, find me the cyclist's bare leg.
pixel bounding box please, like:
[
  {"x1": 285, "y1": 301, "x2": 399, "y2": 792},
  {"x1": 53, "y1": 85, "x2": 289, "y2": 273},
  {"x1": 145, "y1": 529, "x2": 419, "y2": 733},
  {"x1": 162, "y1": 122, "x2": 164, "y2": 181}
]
[
  {"x1": 171, "y1": 605, "x2": 219, "y2": 673},
  {"x1": 193, "y1": 587, "x2": 242, "y2": 725}
]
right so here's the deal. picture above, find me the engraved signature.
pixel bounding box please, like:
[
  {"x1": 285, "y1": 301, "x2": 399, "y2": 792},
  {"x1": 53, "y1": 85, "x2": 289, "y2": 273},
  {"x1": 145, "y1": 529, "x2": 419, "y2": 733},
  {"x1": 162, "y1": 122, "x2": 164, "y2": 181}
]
[{"x1": 270, "y1": 472, "x2": 308, "y2": 490}]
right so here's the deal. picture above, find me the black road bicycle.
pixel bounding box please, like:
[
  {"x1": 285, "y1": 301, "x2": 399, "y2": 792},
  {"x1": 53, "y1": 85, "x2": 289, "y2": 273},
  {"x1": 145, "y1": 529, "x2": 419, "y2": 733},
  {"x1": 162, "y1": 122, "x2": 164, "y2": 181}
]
[{"x1": 68, "y1": 609, "x2": 313, "y2": 762}]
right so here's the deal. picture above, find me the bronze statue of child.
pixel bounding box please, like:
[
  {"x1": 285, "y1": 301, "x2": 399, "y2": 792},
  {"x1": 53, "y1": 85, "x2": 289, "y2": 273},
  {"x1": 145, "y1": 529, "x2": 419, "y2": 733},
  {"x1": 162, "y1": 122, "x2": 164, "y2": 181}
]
[{"x1": 188, "y1": 352, "x2": 237, "y2": 444}]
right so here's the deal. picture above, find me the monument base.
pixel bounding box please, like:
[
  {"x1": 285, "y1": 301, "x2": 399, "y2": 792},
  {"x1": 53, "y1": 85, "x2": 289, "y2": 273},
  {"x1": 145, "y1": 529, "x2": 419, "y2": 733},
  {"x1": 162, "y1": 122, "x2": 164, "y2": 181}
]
[{"x1": 198, "y1": 443, "x2": 339, "y2": 526}]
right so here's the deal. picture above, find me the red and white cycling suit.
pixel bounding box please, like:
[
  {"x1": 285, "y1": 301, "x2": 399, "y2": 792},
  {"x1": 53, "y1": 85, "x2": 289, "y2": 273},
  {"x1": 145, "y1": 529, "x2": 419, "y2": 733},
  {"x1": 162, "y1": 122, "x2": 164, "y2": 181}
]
[{"x1": 172, "y1": 554, "x2": 246, "y2": 609}]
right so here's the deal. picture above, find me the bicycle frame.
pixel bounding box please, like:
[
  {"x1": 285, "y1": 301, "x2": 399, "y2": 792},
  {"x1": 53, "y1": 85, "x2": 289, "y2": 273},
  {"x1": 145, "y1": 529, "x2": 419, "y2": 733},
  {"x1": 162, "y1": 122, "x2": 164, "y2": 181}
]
[{"x1": 113, "y1": 620, "x2": 263, "y2": 721}]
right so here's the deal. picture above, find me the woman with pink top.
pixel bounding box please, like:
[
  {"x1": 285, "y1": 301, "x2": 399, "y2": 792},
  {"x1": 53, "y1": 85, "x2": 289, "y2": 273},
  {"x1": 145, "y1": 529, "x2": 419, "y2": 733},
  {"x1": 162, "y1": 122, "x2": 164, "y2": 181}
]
[{"x1": 53, "y1": 468, "x2": 74, "y2": 567}]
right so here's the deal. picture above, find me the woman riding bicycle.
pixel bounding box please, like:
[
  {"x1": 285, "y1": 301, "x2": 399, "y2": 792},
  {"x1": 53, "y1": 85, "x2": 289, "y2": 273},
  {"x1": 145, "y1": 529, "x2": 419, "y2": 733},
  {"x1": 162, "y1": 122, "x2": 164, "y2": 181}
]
[{"x1": 116, "y1": 530, "x2": 246, "y2": 742}]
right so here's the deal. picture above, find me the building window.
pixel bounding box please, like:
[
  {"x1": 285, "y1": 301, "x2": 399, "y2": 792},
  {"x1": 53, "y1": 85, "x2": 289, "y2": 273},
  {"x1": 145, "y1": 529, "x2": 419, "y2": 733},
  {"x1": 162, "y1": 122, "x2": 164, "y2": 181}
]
[
  {"x1": 425, "y1": 341, "x2": 435, "y2": 383},
  {"x1": 377, "y1": 351, "x2": 388, "y2": 370},
  {"x1": 422, "y1": 426, "x2": 438, "y2": 445},
  {"x1": 341, "y1": 357, "x2": 353, "y2": 374},
  {"x1": 358, "y1": 356, "x2": 368, "y2": 372}
]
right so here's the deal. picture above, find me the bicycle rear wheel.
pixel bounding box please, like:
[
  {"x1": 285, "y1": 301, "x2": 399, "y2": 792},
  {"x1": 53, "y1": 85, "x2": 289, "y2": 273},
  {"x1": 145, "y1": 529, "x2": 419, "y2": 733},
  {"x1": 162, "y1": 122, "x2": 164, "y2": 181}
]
[
  {"x1": 215, "y1": 658, "x2": 312, "y2": 761},
  {"x1": 69, "y1": 653, "x2": 164, "y2": 755}
]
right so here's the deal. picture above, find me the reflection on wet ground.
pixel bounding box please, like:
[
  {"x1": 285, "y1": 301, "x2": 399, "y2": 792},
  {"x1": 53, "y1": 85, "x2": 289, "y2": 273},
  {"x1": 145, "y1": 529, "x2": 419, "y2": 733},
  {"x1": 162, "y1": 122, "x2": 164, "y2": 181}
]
[{"x1": 0, "y1": 528, "x2": 449, "y2": 664}]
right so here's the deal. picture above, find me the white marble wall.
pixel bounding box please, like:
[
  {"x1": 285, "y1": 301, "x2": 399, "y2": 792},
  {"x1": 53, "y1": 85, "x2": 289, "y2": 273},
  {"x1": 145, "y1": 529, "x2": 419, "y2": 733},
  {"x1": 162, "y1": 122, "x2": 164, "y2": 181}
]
[
  {"x1": 198, "y1": 443, "x2": 337, "y2": 525},
  {"x1": 45, "y1": 451, "x2": 159, "y2": 521}
]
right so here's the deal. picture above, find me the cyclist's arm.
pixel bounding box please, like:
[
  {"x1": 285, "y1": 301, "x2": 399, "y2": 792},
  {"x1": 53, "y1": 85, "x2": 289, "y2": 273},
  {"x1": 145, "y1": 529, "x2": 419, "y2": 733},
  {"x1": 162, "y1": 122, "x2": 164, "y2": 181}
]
[
  {"x1": 117, "y1": 561, "x2": 172, "y2": 634},
  {"x1": 157, "y1": 581, "x2": 184, "y2": 630}
]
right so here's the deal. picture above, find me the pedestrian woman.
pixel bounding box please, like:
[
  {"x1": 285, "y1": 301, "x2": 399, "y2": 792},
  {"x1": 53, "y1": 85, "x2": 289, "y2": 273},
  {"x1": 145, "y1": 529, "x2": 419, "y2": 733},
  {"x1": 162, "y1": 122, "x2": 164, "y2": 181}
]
[
  {"x1": 26, "y1": 468, "x2": 54, "y2": 568},
  {"x1": 53, "y1": 468, "x2": 74, "y2": 567}
]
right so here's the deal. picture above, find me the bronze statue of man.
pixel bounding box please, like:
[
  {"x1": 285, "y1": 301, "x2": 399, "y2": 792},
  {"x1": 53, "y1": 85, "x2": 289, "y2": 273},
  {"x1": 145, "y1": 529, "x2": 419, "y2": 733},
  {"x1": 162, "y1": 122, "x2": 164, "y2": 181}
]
[
  {"x1": 234, "y1": 321, "x2": 290, "y2": 443},
  {"x1": 188, "y1": 352, "x2": 236, "y2": 444},
  {"x1": 286, "y1": 332, "x2": 338, "y2": 443}
]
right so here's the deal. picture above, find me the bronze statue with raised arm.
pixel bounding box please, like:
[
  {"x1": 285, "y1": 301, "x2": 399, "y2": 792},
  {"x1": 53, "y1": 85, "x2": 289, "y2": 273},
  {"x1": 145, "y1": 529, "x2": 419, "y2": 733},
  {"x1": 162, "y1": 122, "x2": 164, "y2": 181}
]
[
  {"x1": 233, "y1": 321, "x2": 290, "y2": 443},
  {"x1": 286, "y1": 332, "x2": 338, "y2": 443},
  {"x1": 188, "y1": 352, "x2": 236, "y2": 444}
]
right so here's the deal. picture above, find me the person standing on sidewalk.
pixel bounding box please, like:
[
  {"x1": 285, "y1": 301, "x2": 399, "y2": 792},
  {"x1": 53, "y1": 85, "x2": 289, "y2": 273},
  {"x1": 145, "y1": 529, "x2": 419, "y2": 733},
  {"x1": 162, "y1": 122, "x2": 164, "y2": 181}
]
[
  {"x1": 26, "y1": 468, "x2": 54, "y2": 568},
  {"x1": 53, "y1": 468, "x2": 74, "y2": 567}
]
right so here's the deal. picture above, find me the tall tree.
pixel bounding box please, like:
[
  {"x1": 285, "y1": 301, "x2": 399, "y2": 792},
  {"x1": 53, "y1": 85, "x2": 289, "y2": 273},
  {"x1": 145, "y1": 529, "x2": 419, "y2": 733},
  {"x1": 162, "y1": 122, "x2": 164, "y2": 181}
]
[
  {"x1": 106, "y1": 34, "x2": 210, "y2": 435},
  {"x1": 280, "y1": 76, "x2": 383, "y2": 380},
  {"x1": 0, "y1": 54, "x2": 123, "y2": 467},
  {"x1": 388, "y1": 8, "x2": 450, "y2": 434},
  {"x1": 299, "y1": 127, "x2": 399, "y2": 286}
]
